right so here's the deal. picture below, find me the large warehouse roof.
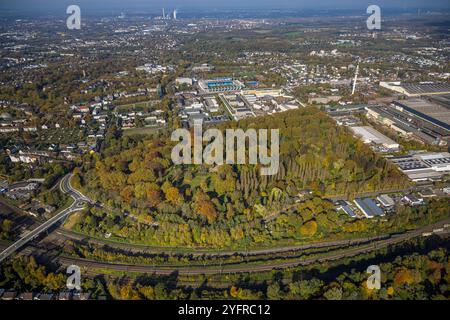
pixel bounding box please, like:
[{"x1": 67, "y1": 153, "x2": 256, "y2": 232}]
[
  {"x1": 350, "y1": 126, "x2": 399, "y2": 149},
  {"x1": 354, "y1": 198, "x2": 385, "y2": 218},
  {"x1": 380, "y1": 82, "x2": 450, "y2": 97},
  {"x1": 394, "y1": 99, "x2": 450, "y2": 131},
  {"x1": 401, "y1": 83, "x2": 450, "y2": 96}
]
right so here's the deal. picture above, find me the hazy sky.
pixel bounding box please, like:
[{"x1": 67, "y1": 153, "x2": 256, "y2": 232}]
[{"x1": 1, "y1": 0, "x2": 449, "y2": 13}]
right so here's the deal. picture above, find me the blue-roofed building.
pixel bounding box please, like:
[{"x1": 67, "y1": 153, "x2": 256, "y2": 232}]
[
  {"x1": 341, "y1": 205, "x2": 357, "y2": 218},
  {"x1": 336, "y1": 200, "x2": 357, "y2": 218},
  {"x1": 198, "y1": 78, "x2": 244, "y2": 94},
  {"x1": 354, "y1": 198, "x2": 385, "y2": 219}
]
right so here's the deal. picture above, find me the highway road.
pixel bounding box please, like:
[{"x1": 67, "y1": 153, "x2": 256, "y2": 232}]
[{"x1": 0, "y1": 174, "x2": 91, "y2": 264}]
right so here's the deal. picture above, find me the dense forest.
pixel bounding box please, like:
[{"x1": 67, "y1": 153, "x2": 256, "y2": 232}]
[{"x1": 69, "y1": 107, "x2": 417, "y2": 248}]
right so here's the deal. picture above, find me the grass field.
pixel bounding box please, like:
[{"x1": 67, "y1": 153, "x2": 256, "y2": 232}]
[
  {"x1": 122, "y1": 126, "x2": 163, "y2": 136},
  {"x1": 63, "y1": 211, "x2": 82, "y2": 229},
  {"x1": 115, "y1": 100, "x2": 160, "y2": 113}
]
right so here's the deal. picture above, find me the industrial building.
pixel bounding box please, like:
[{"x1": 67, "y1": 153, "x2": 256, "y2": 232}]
[
  {"x1": 393, "y1": 99, "x2": 450, "y2": 131},
  {"x1": 402, "y1": 194, "x2": 424, "y2": 206},
  {"x1": 219, "y1": 93, "x2": 255, "y2": 120},
  {"x1": 241, "y1": 89, "x2": 301, "y2": 116},
  {"x1": 186, "y1": 114, "x2": 229, "y2": 128},
  {"x1": 175, "y1": 77, "x2": 193, "y2": 86},
  {"x1": 380, "y1": 81, "x2": 450, "y2": 97},
  {"x1": 389, "y1": 152, "x2": 450, "y2": 182},
  {"x1": 391, "y1": 98, "x2": 450, "y2": 145},
  {"x1": 336, "y1": 200, "x2": 357, "y2": 218},
  {"x1": 204, "y1": 97, "x2": 219, "y2": 113},
  {"x1": 243, "y1": 88, "x2": 283, "y2": 98},
  {"x1": 349, "y1": 126, "x2": 400, "y2": 151},
  {"x1": 377, "y1": 194, "x2": 395, "y2": 208},
  {"x1": 354, "y1": 198, "x2": 385, "y2": 218},
  {"x1": 367, "y1": 106, "x2": 416, "y2": 137},
  {"x1": 366, "y1": 101, "x2": 449, "y2": 147}
]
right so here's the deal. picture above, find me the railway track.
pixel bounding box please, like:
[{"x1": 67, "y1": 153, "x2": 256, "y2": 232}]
[
  {"x1": 56, "y1": 218, "x2": 450, "y2": 275},
  {"x1": 55, "y1": 227, "x2": 391, "y2": 256}
]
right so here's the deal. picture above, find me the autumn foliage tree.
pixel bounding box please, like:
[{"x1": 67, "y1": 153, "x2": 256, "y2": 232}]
[
  {"x1": 300, "y1": 220, "x2": 318, "y2": 237},
  {"x1": 194, "y1": 191, "x2": 218, "y2": 223}
]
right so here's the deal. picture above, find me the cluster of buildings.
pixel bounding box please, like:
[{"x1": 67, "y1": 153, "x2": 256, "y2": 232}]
[
  {"x1": 0, "y1": 289, "x2": 96, "y2": 301},
  {"x1": 336, "y1": 192, "x2": 428, "y2": 220},
  {"x1": 7, "y1": 149, "x2": 56, "y2": 164},
  {"x1": 366, "y1": 96, "x2": 449, "y2": 147},
  {"x1": 328, "y1": 106, "x2": 401, "y2": 153},
  {"x1": 242, "y1": 89, "x2": 301, "y2": 115},
  {"x1": 219, "y1": 93, "x2": 255, "y2": 121},
  {"x1": 324, "y1": 79, "x2": 450, "y2": 150},
  {"x1": 175, "y1": 77, "x2": 303, "y2": 123},
  {"x1": 0, "y1": 180, "x2": 40, "y2": 201},
  {"x1": 220, "y1": 88, "x2": 301, "y2": 121},
  {"x1": 117, "y1": 109, "x2": 166, "y2": 130},
  {"x1": 276, "y1": 61, "x2": 356, "y2": 89},
  {"x1": 136, "y1": 63, "x2": 175, "y2": 75},
  {"x1": 176, "y1": 92, "x2": 229, "y2": 127},
  {"x1": 336, "y1": 109, "x2": 450, "y2": 182},
  {"x1": 5, "y1": 145, "x2": 81, "y2": 164},
  {"x1": 325, "y1": 86, "x2": 450, "y2": 184},
  {"x1": 0, "y1": 112, "x2": 37, "y2": 134},
  {"x1": 336, "y1": 183, "x2": 450, "y2": 220},
  {"x1": 191, "y1": 63, "x2": 215, "y2": 73},
  {"x1": 388, "y1": 152, "x2": 450, "y2": 182},
  {"x1": 21, "y1": 200, "x2": 56, "y2": 218}
]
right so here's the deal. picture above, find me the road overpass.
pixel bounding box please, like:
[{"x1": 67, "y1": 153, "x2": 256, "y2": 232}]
[{"x1": 0, "y1": 174, "x2": 92, "y2": 264}]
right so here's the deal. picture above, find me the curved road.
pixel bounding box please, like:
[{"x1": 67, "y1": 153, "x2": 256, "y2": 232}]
[
  {"x1": 0, "y1": 174, "x2": 91, "y2": 264},
  {"x1": 2, "y1": 174, "x2": 449, "y2": 275}
]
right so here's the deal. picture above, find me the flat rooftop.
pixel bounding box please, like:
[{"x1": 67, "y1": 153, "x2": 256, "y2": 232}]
[
  {"x1": 394, "y1": 99, "x2": 450, "y2": 131},
  {"x1": 354, "y1": 198, "x2": 384, "y2": 218},
  {"x1": 389, "y1": 152, "x2": 450, "y2": 181},
  {"x1": 401, "y1": 99, "x2": 450, "y2": 124},
  {"x1": 426, "y1": 94, "x2": 450, "y2": 108},
  {"x1": 401, "y1": 83, "x2": 450, "y2": 95},
  {"x1": 350, "y1": 126, "x2": 399, "y2": 148}
]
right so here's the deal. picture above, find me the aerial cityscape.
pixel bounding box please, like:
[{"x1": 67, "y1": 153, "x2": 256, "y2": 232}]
[{"x1": 0, "y1": 0, "x2": 449, "y2": 307}]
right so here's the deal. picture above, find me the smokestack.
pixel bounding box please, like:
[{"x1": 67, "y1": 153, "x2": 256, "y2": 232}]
[{"x1": 352, "y1": 62, "x2": 360, "y2": 96}]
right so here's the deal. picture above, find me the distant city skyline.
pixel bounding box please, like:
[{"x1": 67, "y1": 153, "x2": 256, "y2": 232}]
[{"x1": 1, "y1": 0, "x2": 450, "y2": 14}]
